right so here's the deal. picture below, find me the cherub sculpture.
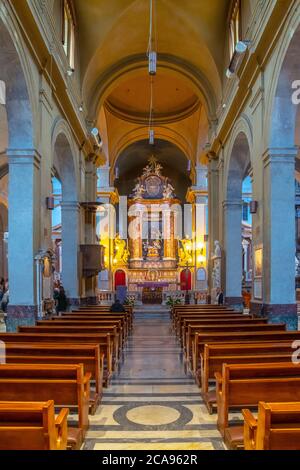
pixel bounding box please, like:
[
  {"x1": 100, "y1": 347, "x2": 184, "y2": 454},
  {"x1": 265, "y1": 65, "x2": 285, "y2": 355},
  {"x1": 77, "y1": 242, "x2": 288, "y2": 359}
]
[{"x1": 163, "y1": 182, "x2": 175, "y2": 199}]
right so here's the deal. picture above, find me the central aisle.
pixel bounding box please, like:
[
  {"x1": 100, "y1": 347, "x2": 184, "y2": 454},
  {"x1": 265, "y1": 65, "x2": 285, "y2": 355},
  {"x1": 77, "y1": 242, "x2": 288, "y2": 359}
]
[{"x1": 84, "y1": 309, "x2": 225, "y2": 450}]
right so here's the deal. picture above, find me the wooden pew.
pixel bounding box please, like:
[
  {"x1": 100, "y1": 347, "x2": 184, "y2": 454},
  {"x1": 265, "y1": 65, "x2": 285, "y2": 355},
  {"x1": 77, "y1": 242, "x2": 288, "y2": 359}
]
[
  {"x1": 181, "y1": 318, "x2": 268, "y2": 349},
  {"x1": 191, "y1": 330, "x2": 300, "y2": 376},
  {"x1": 0, "y1": 332, "x2": 113, "y2": 386},
  {"x1": 215, "y1": 362, "x2": 300, "y2": 449},
  {"x1": 74, "y1": 307, "x2": 133, "y2": 330},
  {"x1": 172, "y1": 306, "x2": 237, "y2": 327},
  {"x1": 0, "y1": 400, "x2": 69, "y2": 450},
  {"x1": 187, "y1": 323, "x2": 287, "y2": 372},
  {"x1": 175, "y1": 313, "x2": 255, "y2": 338},
  {"x1": 0, "y1": 363, "x2": 91, "y2": 449},
  {"x1": 38, "y1": 318, "x2": 128, "y2": 344},
  {"x1": 19, "y1": 324, "x2": 121, "y2": 366},
  {"x1": 0, "y1": 342, "x2": 103, "y2": 413},
  {"x1": 243, "y1": 401, "x2": 300, "y2": 450},
  {"x1": 67, "y1": 311, "x2": 133, "y2": 337},
  {"x1": 201, "y1": 342, "x2": 295, "y2": 412}
]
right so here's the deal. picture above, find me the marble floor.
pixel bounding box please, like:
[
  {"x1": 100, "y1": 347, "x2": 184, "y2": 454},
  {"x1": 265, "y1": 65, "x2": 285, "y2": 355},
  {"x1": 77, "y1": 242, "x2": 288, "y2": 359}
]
[{"x1": 84, "y1": 309, "x2": 226, "y2": 451}]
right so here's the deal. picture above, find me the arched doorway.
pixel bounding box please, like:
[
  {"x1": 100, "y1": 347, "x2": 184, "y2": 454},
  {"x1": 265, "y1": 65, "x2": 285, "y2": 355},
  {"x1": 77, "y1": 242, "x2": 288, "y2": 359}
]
[
  {"x1": 180, "y1": 268, "x2": 191, "y2": 291},
  {"x1": 115, "y1": 269, "x2": 126, "y2": 288}
]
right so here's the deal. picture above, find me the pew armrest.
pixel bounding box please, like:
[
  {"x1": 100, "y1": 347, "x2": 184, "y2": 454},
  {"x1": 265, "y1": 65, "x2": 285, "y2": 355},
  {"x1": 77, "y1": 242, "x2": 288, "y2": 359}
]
[
  {"x1": 242, "y1": 408, "x2": 257, "y2": 451},
  {"x1": 242, "y1": 409, "x2": 257, "y2": 431},
  {"x1": 214, "y1": 372, "x2": 222, "y2": 385},
  {"x1": 83, "y1": 372, "x2": 92, "y2": 385},
  {"x1": 55, "y1": 408, "x2": 69, "y2": 450}
]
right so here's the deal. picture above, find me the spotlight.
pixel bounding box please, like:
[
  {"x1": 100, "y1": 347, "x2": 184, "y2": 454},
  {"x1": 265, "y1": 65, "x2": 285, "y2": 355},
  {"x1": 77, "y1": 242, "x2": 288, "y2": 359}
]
[
  {"x1": 91, "y1": 127, "x2": 102, "y2": 148},
  {"x1": 226, "y1": 68, "x2": 234, "y2": 79},
  {"x1": 149, "y1": 129, "x2": 155, "y2": 145},
  {"x1": 67, "y1": 67, "x2": 74, "y2": 77},
  {"x1": 79, "y1": 103, "x2": 84, "y2": 112},
  {"x1": 222, "y1": 103, "x2": 227, "y2": 109},
  {"x1": 235, "y1": 40, "x2": 251, "y2": 54},
  {"x1": 148, "y1": 51, "x2": 157, "y2": 75}
]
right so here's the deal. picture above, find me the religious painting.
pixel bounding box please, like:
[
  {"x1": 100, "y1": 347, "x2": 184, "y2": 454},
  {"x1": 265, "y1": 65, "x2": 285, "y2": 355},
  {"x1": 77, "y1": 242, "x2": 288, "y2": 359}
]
[
  {"x1": 145, "y1": 175, "x2": 162, "y2": 198},
  {"x1": 254, "y1": 247, "x2": 263, "y2": 277}
]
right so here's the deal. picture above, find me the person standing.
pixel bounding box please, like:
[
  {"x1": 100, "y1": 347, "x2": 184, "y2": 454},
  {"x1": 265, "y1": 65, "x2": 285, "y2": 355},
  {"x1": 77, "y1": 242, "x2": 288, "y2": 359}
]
[
  {"x1": 54, "y1": 285, "x2": 68, "y2": 315},
  {"x1": 216, "y1": 288, "x2": 224, "y2": 305}
]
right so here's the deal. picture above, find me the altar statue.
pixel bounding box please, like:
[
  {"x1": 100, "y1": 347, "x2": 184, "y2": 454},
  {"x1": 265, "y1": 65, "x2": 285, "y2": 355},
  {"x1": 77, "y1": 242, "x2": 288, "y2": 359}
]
[
  {"x1": 163, "y1": 182, "x2": 175, "y2": 199},
  {"x1": 178, "y1": 238, "x2": 192, "y2": 265},
  {"x1": 114, "y1": 234, "x2": 129, "y2": 265},
  {"x1": 132, "y1": 180, "x2": 145, "y2": 199}
]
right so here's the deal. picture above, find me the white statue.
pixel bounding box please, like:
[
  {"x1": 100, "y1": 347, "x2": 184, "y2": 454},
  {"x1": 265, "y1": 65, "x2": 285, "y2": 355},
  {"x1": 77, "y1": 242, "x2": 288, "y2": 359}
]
[
  {"x1": 214, "y1": 240, "x2": 222, "y2": 258},
  {"x1": 163, "y1": 182, "x2": 175, "y2": 199},
  {"x1": 132, "y1": 181, "x2": 145, "y2": 199}
]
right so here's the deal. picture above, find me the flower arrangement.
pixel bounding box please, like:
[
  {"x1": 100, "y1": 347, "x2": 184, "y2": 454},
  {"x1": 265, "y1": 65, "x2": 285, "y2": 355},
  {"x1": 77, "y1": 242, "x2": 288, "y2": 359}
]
[
  {"x1": 166, "y1": 295, "x2": 183, "y2": 308},
  {"x1": 124, "y1": 295, "x2": 135, "y2": 307}
]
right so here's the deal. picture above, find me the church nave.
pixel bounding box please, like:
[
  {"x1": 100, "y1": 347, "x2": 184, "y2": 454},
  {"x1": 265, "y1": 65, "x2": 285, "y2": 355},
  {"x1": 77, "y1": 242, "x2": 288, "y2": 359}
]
[{"x1": 84, "y1": 309, "x2": 225, "y2": 451}]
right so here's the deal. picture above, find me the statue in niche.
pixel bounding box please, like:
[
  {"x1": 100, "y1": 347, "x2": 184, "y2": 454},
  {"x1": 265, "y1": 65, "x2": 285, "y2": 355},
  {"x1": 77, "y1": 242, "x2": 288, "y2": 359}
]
[
  {"x1": 163, "y1": 182, "x2": 175, "y2": 199},
  {"x1": 143, "y1": 239, "x2": 161, "y2": 259},
  {"x1": 213, "y1": 240, "x2": 222, "y2": 258}
]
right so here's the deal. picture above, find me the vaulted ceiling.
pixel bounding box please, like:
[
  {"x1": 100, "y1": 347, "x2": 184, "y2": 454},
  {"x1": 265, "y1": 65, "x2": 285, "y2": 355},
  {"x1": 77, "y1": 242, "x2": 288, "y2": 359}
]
[{"x1": 74, "y1": 0, "x2": 231, "y2": 174}]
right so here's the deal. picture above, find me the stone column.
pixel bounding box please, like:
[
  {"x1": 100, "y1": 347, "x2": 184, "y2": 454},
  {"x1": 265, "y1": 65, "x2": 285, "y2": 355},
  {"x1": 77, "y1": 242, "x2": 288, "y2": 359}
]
[
  {"x1": 61, "y1": 201, "x2": 81, "y2": 305},
  {"x1": 6, "y1": 149, "x2": 41, "y2": 331},
  {"x1": 261, "y1": 148, "x2": 297, "y2": 329},
  {"x1": 223, "y1": 199, "x2": 243, "y2": 309}
]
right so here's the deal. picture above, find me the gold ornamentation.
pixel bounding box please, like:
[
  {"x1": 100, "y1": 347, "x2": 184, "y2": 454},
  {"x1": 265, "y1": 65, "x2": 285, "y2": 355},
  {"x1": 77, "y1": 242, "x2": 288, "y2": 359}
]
[{"x1": 113, "y1": 234, "x2": 130, "y2": 266}]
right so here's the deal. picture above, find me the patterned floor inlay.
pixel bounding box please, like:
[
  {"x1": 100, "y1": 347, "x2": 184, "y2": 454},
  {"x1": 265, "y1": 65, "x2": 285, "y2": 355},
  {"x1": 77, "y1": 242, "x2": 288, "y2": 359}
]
[{"x1": 84, "y1": 309, "x2": 226, "y2": 450}]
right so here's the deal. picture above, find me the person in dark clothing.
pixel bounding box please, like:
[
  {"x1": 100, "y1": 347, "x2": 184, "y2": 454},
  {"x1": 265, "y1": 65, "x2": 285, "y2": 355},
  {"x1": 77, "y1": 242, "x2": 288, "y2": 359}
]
[
  {"x1": 217, "y1": 289, "x2": 224, "y2": 305},
  {"x1": 110, "y1": 299, "x2": 125, "y2": 313},
  {"x1": 54, "y1": 285, "x2": 69, "y2": 315}
]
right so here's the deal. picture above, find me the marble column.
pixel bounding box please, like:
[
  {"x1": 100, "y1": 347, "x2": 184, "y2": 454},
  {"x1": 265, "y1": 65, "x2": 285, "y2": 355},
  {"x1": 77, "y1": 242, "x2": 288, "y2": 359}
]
[
  {"x1": 61, "y1": 201, "x2": 81, "y2": 305},
  {"x1": 260, "y1": 148, "x2": 297, "y2": 329},
  {"x1": 6, "y1": 149, "x2": 41, "y2": 331},
  {"x1": 223, "y1": 199, "x2": 243, "y2": 309}
]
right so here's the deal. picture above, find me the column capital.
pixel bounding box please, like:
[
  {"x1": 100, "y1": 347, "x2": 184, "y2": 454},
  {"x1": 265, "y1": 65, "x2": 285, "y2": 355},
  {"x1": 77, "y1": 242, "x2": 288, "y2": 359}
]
[
  {"x1": 262, "y1": 147, "x2": 298, "y2": 167},
  {"x1": 7, "y1": 149, "x2": 42, "y2": 169}
]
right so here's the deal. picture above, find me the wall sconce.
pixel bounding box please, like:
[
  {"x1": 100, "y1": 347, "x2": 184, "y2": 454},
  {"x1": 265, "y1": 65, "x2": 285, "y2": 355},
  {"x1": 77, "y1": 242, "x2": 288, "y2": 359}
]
[
  {"x1": 46, "y1": 197, "x2": 54, "y2": 210},
  {"x1": 250, "y1": 201, "x2": 258, "y2": 214}
]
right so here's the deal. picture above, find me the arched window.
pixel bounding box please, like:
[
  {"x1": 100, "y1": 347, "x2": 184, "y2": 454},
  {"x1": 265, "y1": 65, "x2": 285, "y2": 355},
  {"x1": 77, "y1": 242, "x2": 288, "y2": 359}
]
[{"x1": 62, "y1": 0, "x2": 76, "y2": 70}]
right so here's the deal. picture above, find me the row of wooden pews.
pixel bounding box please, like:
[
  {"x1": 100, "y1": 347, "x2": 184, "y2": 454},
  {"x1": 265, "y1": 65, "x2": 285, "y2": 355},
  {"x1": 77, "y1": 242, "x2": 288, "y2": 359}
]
[
  {"x1": 172, "y1": 304, "x2": 300, "y2": 450},
  {"x1": 0, "y1": 304, "x2": 133, "y2": 450}
]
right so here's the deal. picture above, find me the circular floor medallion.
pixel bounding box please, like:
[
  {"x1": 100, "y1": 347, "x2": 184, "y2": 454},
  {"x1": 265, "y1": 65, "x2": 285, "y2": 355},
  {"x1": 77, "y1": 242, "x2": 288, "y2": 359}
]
[{"x1": 126, "y1": 405, "x2": 180, "y2": 426}]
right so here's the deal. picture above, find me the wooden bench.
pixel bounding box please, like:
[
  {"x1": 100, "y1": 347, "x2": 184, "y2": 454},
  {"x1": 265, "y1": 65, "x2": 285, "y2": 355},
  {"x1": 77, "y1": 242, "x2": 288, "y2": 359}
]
[
  {"x1": 38, "y1": 317, "x2": 127, "y2": 344},
  {"x1": 181, "y1": 318, "x2": 268, "y2": 350},
  {"x1": 46, "y1": 316, "x2": 129, "y2": 341},
  {"x1": 0, "y1": 342, "x2": 103, "y2": 413},
  {"x1": 172, "y1": 306, "x2": 237, "y2": 326},
  {"x1": 191, "y1": 330, "x2": 300, "y2": 376},
  {"x1": 19, "y1": 324, "x2": 121, "y2": 366},
  {"x1": 0, "y1": 363, "x2": 91, "y2": 449},
  {"x1": 243, "y1": 401, "x2": 300, "y2": 450},
  {"x1": 201, "y1": 342, "x2": 295, "y2": 412},
  {"x1": 215, "y1": 362, "x2": 300, "y2": 449},
  {"x1": 187, "y1": 323, "x2": 287, "y2": 372},
  {"x1": 73, "y1": 308, "x2": 133, "y2": 330},
  {"x1": 0, "y1": 332, "x2": 113, "y2": 386},
  {"x1": 175, "y1": 313, "x2": 254, "y2": 338},
  {"x1": 0, "y1": 400, "x2": 69, "y2": 450}
]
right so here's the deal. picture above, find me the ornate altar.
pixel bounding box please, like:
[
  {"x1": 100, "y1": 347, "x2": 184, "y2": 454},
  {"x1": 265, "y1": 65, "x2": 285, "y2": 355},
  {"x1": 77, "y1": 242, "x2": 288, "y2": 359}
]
[{"x1": 126, "y1": 157, "x2": 181, "y2": 297}]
